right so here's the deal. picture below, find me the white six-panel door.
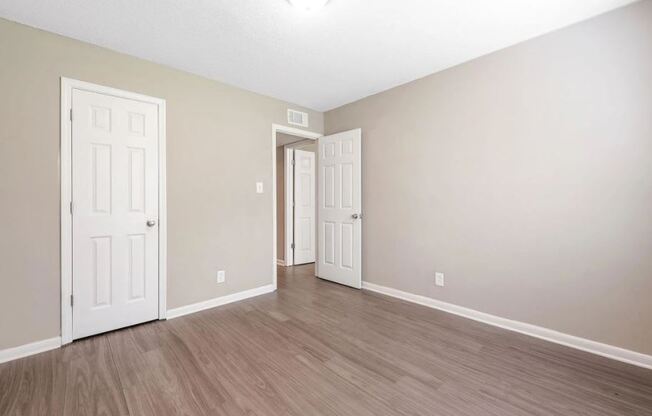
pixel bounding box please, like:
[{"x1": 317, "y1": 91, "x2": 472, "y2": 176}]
[
  {"x1": 317, "y1": 129, "x2": 362, "y2": 288},
  {"x1": 293, "y1": 149, "x2": 316, "y2": 265},
  {"x1": 72, "y1": 88, "x2": 160, "y2": 339}
]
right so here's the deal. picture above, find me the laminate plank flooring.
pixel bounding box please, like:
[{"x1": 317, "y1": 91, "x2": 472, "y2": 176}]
[{"x1": 1, "y1": 264, "x2": 651, "y2": 415}]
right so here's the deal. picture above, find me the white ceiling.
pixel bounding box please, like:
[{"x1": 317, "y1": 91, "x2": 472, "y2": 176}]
[{"x1": 0, "y1": 0, "x2": 636, "y2": 111}]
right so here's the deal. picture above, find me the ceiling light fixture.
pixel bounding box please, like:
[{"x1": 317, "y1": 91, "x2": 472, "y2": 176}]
[{"x1": 288, "y1": 0, "x2": 329, "y2": 12}]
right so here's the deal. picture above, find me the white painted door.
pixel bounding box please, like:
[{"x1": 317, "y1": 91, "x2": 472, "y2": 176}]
[
  {"x1": 293, "y1": 149, "x2": 316, "y2": 265},
  {"x1": 317, "y1": 129, "x2": 362, "y2": 288},
  {"x1": 72, "y1": 88, "x2": 160, "y2": 339}
]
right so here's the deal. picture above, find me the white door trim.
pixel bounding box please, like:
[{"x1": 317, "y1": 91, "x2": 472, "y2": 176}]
[
  {"x1": 272, "y1": 124, "x2": 321, "y2": 288},
  {"x1": 60, "y1": 77, "x2": 167, "y2": 345},
  {"x1": 284, "y1": 147, "x2": 295, "y2": 267}
]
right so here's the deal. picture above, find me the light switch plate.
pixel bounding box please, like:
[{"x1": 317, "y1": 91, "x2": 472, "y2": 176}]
[
  {"x1": 256, "y1": 182, "x2": 264, "y2": 193},
  {"x1": 435, "y1": 272, "x2": 445, "y2": 287}
]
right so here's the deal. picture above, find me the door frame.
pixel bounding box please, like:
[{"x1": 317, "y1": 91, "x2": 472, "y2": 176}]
[
  {"x1": 284, "y1": 146, "x2": 295, "y2": 266},
  {"x1": 283, "y1": 143, "x2": 317, "y2": 267},
  {"x1": 60, "y1": 77, "x2": 167, "y2": 345},
  {"x1": 272, "y1": 124, "x2": 321, "y2": 287}
]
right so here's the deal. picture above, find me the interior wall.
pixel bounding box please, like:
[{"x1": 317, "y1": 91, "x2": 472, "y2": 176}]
[
  {"x1": 325, "y1": 1, "x2": 652, "y2": 355},
  {"x1": 293, "y1": 142, "x2": 318, "y2": 153},
  {"x1": 0, "y1": 18, "x2": 323, "y2": 350}
]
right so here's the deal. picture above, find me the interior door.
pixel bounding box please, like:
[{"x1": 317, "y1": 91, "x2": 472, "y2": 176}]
[
  {"x1": 293, "y1": 149, "x2": 316, "y2": 265},
  {"x1": 317, "y1": 129, "x2": 362, "y2": 288},
  {"x1": 72, "y1": 88, "x2": 160, "y2": 340}
]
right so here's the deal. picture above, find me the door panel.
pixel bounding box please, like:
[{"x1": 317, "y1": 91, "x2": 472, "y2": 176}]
[
  {"x1": 293, "y1": 149, "x2": 316, "y2": 265},
  {"x1": 127, "y1": 234, "x2": 146, "y2": 300},
  {"x1": 317, "y1": 129, "x2": 362, "y2": 288},
  {"x1": 91, "y1": 236, "x2": 112, "y2": 307},
  {"x1": 72, "y1": 89, "x2": 159, "y2": 340}
]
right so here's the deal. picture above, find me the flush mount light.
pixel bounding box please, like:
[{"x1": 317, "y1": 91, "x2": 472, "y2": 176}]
[{"x1": 288, "y1": 0, "x2": 329, "y2": 12}]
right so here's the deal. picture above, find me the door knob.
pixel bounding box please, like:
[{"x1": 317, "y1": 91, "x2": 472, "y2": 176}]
[
  {"x1": 146, "y1": 220, "x2": 157, "y2": 227},
  {"x1": 352, "y1": 213, "x2": 360, "y2": 219}
]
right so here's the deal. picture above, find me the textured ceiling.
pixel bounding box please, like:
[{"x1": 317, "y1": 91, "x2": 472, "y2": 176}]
[{"x1": 0, "y1": 0, "x2": 637, "y2": 111}]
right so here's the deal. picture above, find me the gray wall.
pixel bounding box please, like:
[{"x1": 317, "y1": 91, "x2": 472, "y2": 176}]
[
  {"x1": 0, "y1": 18, "x2": 323, "y2": 350},
  {"x1": 326, "y1": 1, "x2": 652, "y2": 355}
]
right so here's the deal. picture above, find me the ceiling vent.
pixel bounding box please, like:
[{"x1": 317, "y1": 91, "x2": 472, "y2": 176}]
[{"x1": 287, "y1": 109, "x2": 309, "y2": 127}]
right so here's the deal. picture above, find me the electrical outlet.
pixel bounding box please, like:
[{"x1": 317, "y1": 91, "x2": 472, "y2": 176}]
[
  {"x1": 435, "y1": 272, "x2": 445, "y2": 287},
  {"x1": 217, "y1": 270, "x2": 225, "y2": 284}
]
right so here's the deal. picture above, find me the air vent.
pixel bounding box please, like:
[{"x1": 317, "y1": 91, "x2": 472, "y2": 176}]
[{"x1": 287, "y1": 109, "x2": 309, "y2": 127}]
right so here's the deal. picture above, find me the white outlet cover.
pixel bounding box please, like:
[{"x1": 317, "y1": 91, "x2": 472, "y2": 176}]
[
  {"x1": 256, "y1": 182, "x2": 264, "y2": 194},
  {"x1": 435, "y1": 272, "x2": 445, "y2": 287},
  {"x1": 217, "y1": 270, "x2": 225, "y2": 283}
]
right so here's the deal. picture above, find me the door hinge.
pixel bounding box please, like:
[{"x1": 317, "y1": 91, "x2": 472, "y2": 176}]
[
  {"x1": 291, "y1": 159, "x2": 296, "y2": 165},
  {"x1": 70, "y1": 294, "x2": 74, "y2": 307},
  {"x1": 291, "y1": 243, "x2": 295, "y2": 249},
  {"x1": 70, "y1": 201, "x2": 73, "y2": 215},
  {"x1": 69, "y1": 108, "x2": 73, "y2": 122}
]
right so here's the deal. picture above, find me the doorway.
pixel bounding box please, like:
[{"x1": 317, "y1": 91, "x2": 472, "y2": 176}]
[
  {"x1": 272, "y1": 125, "x2": 363, "y2": 290},
  {"x1": 278, "y1": 136, "x2": 317, "y2": 267},
  {"x1": 60, "y1": 78, "x2": 167, "y2": 344},
  {"x1": 271, "y1": 125, "x2": 321, "y2": 288}
]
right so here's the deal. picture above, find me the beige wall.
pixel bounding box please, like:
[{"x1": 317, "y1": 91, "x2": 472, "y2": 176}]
[
  {"x1": 326, "y1": 1, "x2": 652, "y2": 355},
  {"x1": 0, "y1": 18, "x2": 323, "y2": 350}
]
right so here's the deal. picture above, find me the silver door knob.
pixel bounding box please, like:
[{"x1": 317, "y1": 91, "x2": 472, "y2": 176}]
[
  {"x1": 352, "y1": 213, "x2": 360, "y2": 219},
  {"x1": 146, "y1": 220, "x2": 157, "y2": 227}
]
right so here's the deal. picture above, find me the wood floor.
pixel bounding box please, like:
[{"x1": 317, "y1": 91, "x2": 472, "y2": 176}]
[{"x1": 1, "y1": 265, "x2": 651, "y2": 415}]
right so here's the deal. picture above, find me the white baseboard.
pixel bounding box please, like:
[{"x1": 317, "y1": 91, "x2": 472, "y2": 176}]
[
  {"x1": 276, "y1": 259, "x2": 286, "y2": 266},
  {"x1": 0, "y1": 337, "x2": 61, "y2": 364},
  {"x1": 167, "y1": 284, "x2": 276, "y2": 319},
  {"x1": 362, "y1": 281, "x2": 652, "y2": 370},
  {"x1": 0, "y1": 285, "x2": 276, "y2": 364}
]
